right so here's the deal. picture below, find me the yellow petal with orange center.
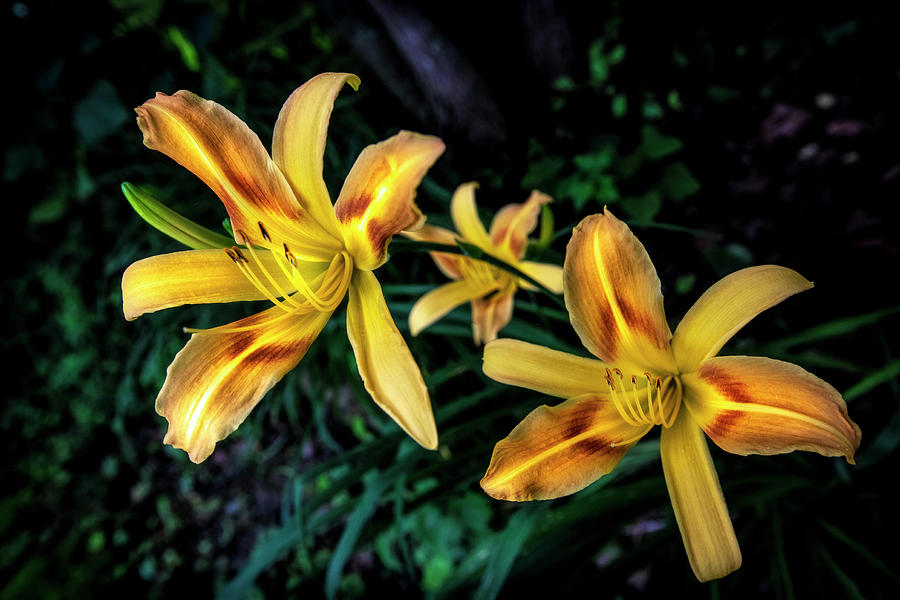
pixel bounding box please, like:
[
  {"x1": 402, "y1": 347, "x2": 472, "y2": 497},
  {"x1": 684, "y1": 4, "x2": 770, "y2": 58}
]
[
  {"x1": 450, "y1": 182, "x2": 492, "y2": 252},
  {"x1": 563, "y1": 209, "x2": 676, "y2": 372},
  {"x1": 409, "y1": 279, "x2": 498, "y2": 336},
  {"x1": 489, "y1": 190, "x2": 552, "y2": 261},
  {"x1": 682, "y1": 356, "x2": 861, "y2": 462},
  {"x1": 156, "y1": 305, "x2": 332, "y2": 463},
  {"x1": 272, "y1": 73, "x2": 360, "y2": 239},
  {"x1": 483, "y1": 338, "x2": 613, "y2": 399},
  {"x1": 335, "y1": 132, "x2": 445, "y2": 270},
  {"x1": 402, "y1": 224, "x2": 463, "y2": 279},
  {"x1": 472, "y1": 289, "x2": 516, "y2": 345},
  {"x1": 660, "y1": 413, "x2": 742, "y2": 582},
  {"x1": 135, "y1": 90, "x2": 341, "y2": 259},
  {"x1": 346, "y1": 270, "x2": 438, "y2": 449},
  {"x1": 122, "y1": 249, "x2": 324, "y2": 320},
  {"x1": 480, "y1": 394, "x2": 647, "y2": 501},
  {"x1": 672, "y1": 265, "x2": 814, "y2": 373}
]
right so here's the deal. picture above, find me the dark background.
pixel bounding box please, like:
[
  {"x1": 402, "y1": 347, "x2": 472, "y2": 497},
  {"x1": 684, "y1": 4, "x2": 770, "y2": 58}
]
[{"x1": 4, "y1": 2, "x2": 898, "y2": 598}]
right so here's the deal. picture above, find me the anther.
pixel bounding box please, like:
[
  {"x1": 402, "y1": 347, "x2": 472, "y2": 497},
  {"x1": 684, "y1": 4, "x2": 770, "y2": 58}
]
[
  {"x1": 235, "y1": 229, "x2": 249, "y2": 245},
  {"x1": 258, "y1": 221, "x2": 271, "y2": 242},
  {"x1": 613, "y1": 368, "x2": 623, "y2": 380},
  {"x1": 224, "y1": 248, "x2": 238, "y2": 263},
  {"x1": 656, "y1": 378, "x2": 662, "y2": 390},
  {"x1": 231, "y1": 246, "x2": 249, "y2": 263}
]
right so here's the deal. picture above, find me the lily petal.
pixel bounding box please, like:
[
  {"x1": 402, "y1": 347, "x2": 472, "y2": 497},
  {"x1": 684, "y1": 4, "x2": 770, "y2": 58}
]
[
  {"x1": 450, "y1": 182, "x2": 493, "y2": 251},
  {"x1": 122, "y1": 249, "x2": 322, "y2": 320},
  {"x1": 472, "y1": 289, "x2": 515, "y2": 345},
  {"x1": 156, "y1": 305, "x2": 331, "y2": 463},
  {"x1": 564, "y1": 209, "x2": 676, "y2": 372},
  {"x1": 346, "y1": 270, "x2": 438, "y2": 449},
  {"x1": 518, "y1": 260, "x2": 563, "y2": 294},
  {"x1": 135, "y1": 90, "x2": 340, "y2": 259},
  {"x1": 489, "y1": 190, "x2": 552, "y2": 260},
  {"x1": 660, "y1": 414, "x2": 742, "y2": 582},
  {"x1": 483, "y1": 338, "x2": 613, "y2": 398},
  {"x1": 682, "y1": 356, "x2": 861, "y2": 463},
  {"x1": 335, "y1": 131, "x2": 445, "y2": 270},
  {"x1": 409, "y1": 279, "x2": 497, "y2": 336},
  {"x1": 402, "y1": 224, "x2": 463, "y2": 279},
  {"x1": 272, "y1": 73, "x2": 360, "y2": 238},
  {"x1": 672, "y1": 266, "x2": 814, "y2": 373},
  {"x1": 481, "y1": 394, "x2": 647, "y2": 501}
]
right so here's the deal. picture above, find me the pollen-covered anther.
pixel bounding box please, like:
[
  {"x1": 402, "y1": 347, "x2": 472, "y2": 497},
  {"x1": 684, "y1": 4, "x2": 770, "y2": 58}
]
[{"x1": 604, "y1": 368, "x2": 682, "y2": 428}]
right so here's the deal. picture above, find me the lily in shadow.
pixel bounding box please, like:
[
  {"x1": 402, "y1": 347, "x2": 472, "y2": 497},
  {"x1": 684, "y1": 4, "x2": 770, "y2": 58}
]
[
  {"x1": 403, "y1": 183, "x2": 562, "y2": 344},
  {"x1": 480, "y1": 208, "x2": 860, "y2": 581},
  {"x1": 122, "y1": 73, "x2": 443, "y2": 463}
]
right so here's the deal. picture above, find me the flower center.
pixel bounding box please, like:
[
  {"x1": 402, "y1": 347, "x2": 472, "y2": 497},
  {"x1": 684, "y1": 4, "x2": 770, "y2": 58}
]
[
  {"x1": 604, "y1": 368, "x2": 683, "y2": 430},
  {"x1": 457, "y1": 255, "x2": 516, "y2": 294},
  {"x1": 188, "y1": 221, "x2": 353, "y2": 336}
]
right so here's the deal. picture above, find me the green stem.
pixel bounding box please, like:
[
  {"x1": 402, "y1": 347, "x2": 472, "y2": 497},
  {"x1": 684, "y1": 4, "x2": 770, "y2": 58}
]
[{"x1": 390, "y1": 238, "x2": 566, "y2": 309}]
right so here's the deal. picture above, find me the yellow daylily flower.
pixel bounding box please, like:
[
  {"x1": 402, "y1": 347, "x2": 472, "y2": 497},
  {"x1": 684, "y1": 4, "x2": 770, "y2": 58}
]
[
  {"x1": 122, "y1": 73, "x2": 444, "y2": 463},
  {"x1": 403, "y1": 183, "x2": 563, "y2": 344},
  {"x1": 480, "y1": 208, "x2": 861, "y2": 581}
]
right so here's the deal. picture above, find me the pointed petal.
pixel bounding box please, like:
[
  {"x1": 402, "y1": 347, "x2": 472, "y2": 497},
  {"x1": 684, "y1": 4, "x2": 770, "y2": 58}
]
[
  {"x1": 682, "y1": 356, "x2": 861, "y2": 463},
  {"x1": 450, "y1": 182, "x2": 492, "y2": 251},
  {"x1": 335, "y1": 131, "x2": 445, "y2": 270},
  {"x1": 402, "y1": 224, "x2": 463, "y2": 278},
  {"x1": 409, "y1": 279, "x2": 496, "y2": 336},
  {"x1": 156, "y1": 305, "x2": 331, "y2": 463},
  {"x1": 518, "y1": 260, "x2": 563, "y2": 294},
  {"x1": 472, "y1": 289, "x2": 515, "y2": 345},
  {"x1": 481, "y1": 394, "x2": 647, "y2": 501},
  {"x1": 563, "y1": 210, "x2": 676, "y2": 372},
  {"x1": 672, "y1": 266, "x2": 814, "y2": 373},
  {"x1": 135, "y1": 90, "x2": 340, "y2": 259},
  {"x1": 121, "y1": 182, "x2": 234, "y2": 250},
  {"x1": 346, "y1": 270, "x2": 438, "y2": 449},
  {"x1": 483, "y1": 338, "x2": 613, "y2": 398},
  {"x1": 122, "y1": 249, "x2": 316, "y2": 320},
  {"x1": 660, "y1": 414, "x2": 742, "y2": 582},
  {"x1": 272, "y1": 73, "x2": 360, "y2": 238},
  {"x1": 489, "y1": 190, "x2": 553, "y2": 260}
]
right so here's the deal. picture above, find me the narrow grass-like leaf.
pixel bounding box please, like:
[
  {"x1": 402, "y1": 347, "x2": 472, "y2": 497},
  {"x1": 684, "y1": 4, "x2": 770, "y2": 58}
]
[
  {"x1": 474, "y1": 504, "x2": 548, "y2": 600},
  {"x1": 325, "y1": 475, "x2": 392, "y2": 599},
  {"x1": 818, "y1": 520, "x2": 900, "y2": 581},
  {"x1": 857, "y1": 408, "x2": 900, "y2": 468},
  {"x1": 818, "y1": 546, "x2": 866, "y2": 600},
  {"x1": 765, "y1": 306, "x2": 900, "y2": 350},
  {"x1": 772, "y1": 511, "x2": 795, "y2": 600},
  {"x1": 843, "y1": 358, "x2": 900, "y2": 401}
]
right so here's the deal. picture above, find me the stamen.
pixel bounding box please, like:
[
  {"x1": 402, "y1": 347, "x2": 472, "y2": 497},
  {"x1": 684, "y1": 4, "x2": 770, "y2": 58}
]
[
  {"x1": 606, "y1": 369, "x2": 682, "y2": 428},
  {"x1": 226, "y1": 247, "x2": 296, "y2": 314},
  {"x1": 605, "y1": 370, "x2": 640, "y2": 427},
  {"x1": 258, "y1": 221, "x2": 271, "y2": 242}
]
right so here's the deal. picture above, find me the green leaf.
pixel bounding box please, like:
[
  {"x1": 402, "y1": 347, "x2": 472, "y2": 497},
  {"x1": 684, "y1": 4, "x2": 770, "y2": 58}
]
[
  {"x1": 72, "y1": 80, "x2": 130, "y2": 146},
  {"x1": 765, "y1": 306, "x2": 900, "y2": 349},
  {"x1": 556, "y1": 175, "x2": 596, "y2": 211},
  {"x1": 166, "y1": 26, "x2": 201, "y2": 72},
  {"x1": 122, "y1": 182, "x2": 234, "y2": 249},
  {"x1": 640, "y1": 125, "x2": 683, "y2": 160},
  {"x1": 843, "y1": 359, "x2": 900, "y2": 402},
  {"x1": 521, "y1": 156, "x2": 566, "y2": 190},
  {"x1": 588, "y1": 40, "x2": 608, "y2": 84},
  {"x1": 611, "y1": 93, "x2": 628, "y2": 118},
  {"x1": 325, "y1": 475, "x2": 391, "y2": 599},
  {"x1": 622, "y1": 190, "x2": 662, "y2": 221},
  {"x1": 474, "y1": 504, "x2": 547, "y2": 600},
  {"x1": 573, "y1": 147, "x2": 615, "y2": 173},
  {"x1": 661, "y1": 161, "x2": 701, "y2": 201}
]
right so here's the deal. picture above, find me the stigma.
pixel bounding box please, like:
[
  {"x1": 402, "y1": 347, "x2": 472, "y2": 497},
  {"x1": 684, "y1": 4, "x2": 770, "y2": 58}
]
[{"x1": 604, "y1": 368, "x2": 683, "y2": 429}]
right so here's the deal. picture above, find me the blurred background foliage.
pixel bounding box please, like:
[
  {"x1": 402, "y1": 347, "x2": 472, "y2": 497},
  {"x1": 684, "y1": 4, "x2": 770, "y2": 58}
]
[{"x1": 4, "y1": 1, "x2": 899, "y2": 598}]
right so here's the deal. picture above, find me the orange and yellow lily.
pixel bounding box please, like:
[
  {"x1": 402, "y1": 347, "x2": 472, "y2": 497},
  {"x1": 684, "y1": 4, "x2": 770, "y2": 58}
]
[
  {"x1": 122, "y1": 73, "x2": 444, "y2": 463},
  {"x1": 480, "y1": 209, "x2": 860, "y2": 581},
  {"x1": 404, "y1": 183, "x2": 563, "y2": 344}
]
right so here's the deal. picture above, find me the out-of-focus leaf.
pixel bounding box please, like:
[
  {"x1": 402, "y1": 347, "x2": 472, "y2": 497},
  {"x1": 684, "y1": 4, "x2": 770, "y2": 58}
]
[
  {"x1": 640, "y1": 125, "x2": 683, "y2": 160},
  {"x1": 474, "y1": 504, "x2": 547, "y2": 600},
  {"x1": 72, "y1": 80, "x2": 129, "y2": 145},
  {"x1": 765, "y1": 306, "x2": 900, "y2": 349},
  {"x1": 661, "y1": 161, "x2": 701, "y2": 201},
  {"x1": 622, "y1": 190, "x2": 662, "y2": 221},
  {"x1": 843, "y1": 359, "x2": 900, "y2": 401}
]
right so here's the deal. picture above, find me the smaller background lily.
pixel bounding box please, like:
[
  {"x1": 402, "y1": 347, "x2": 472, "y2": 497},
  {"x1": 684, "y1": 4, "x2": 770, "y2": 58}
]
[
  {"x1": 480, "y1": 208, "x2": 861, "y2": 582},
  {"x1": 403, "y1": 183, "x2": 563, "y2": 344}
]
